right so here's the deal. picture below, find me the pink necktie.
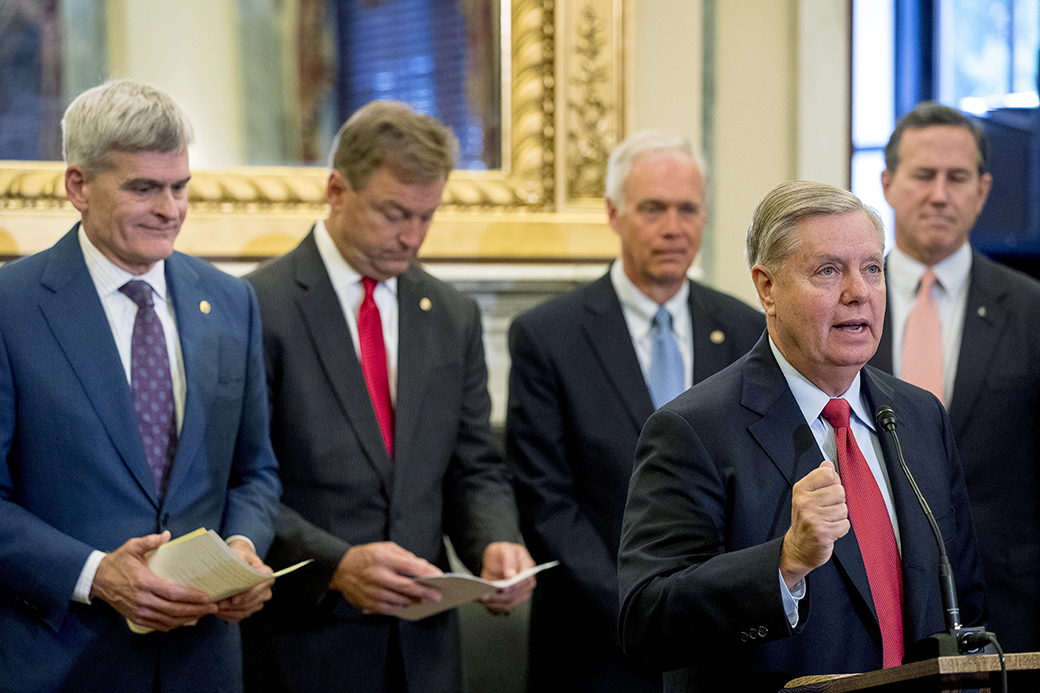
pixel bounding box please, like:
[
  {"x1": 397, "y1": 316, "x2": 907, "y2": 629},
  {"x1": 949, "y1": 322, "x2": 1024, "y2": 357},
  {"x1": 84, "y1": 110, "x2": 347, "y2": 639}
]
[
  {"x1": 358, "y1": 278, "x2": 393, "y2": 456},
  {"x1": 902, "y1": 269, "x2": 944, "y2": 404},
  {"x1": 822, "y1": 398, "x2": 904, "y2": 668}
]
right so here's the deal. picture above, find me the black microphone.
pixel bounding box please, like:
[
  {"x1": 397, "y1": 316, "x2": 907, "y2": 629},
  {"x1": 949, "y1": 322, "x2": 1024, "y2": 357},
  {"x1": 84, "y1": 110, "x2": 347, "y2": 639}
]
[{"x1": 873, "y1": 405, "x2": 1002, "y2": 665}]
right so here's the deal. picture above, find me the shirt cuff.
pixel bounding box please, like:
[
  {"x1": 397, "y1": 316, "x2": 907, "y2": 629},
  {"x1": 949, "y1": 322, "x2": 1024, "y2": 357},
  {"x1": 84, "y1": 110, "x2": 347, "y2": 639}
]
[
  {"x1": 73, "y1": 550, "x2": 106, "y2": 605},
  {"x1": 225, "y1": 535, "x2": 256, "y2": 554},
  {"x1": 780, "y1": 570, "x2": 806, "y2": 628}
]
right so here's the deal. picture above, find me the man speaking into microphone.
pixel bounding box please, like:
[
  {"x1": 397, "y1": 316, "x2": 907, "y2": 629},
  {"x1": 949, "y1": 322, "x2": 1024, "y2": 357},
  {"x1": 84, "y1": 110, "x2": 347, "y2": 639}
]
[{"x1": 617, "y1": 181, "x2": 987, "y2": 692}]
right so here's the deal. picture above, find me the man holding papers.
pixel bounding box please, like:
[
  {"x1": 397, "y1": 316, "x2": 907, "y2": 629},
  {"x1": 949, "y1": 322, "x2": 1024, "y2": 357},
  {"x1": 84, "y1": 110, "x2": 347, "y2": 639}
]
[
  {"x1": 241, "y1": 101, "x2": 534, "y2": 693},
  {"x1": 0, "y1": 80, "x2": 280, "y2": 692}
]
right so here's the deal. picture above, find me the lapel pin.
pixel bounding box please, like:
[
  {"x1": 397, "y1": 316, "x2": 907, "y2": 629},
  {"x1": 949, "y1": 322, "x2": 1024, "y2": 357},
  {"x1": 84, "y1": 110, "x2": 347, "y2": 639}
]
[
  {"x1": 710, "y1": 330, "x2": 725, "y2": 344},
  {"x1": 977, "y1": 306, "x2": 986, "y2": 318},
  {"x1": 200, "y1": 300, "x2": 211, "y2": 314},
  {"x1": 420, "y1": 297, "x2": 432, "y2": 311}
]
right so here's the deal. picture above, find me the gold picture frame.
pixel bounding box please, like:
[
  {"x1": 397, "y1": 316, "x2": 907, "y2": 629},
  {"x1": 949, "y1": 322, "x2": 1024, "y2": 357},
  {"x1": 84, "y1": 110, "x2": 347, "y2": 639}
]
[{"x1": 0, "y1": 0, "x2": 627, "y2": 263}]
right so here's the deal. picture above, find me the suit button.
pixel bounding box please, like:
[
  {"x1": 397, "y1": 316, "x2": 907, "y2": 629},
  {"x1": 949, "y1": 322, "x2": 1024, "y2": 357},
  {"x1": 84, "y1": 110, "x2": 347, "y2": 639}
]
[
  {"x1": 740, "y1": 631, "x2": 749, "y2": 642},
  {"x1": 161, "y1": 513, "x2": 171, "y2": 528},
  {"x1": 757, "y1": 626, "x2": 768, "y2": 638}
]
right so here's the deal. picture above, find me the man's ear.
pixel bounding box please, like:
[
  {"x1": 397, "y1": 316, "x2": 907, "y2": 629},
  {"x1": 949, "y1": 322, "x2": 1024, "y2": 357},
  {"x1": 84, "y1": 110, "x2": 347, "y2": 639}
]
[
  {"x1": 606, "y1": 198, "x2": 621, "y2": 233},
  {"x1": 65, "y1": 166, "x2": 90, "y2": 213},
  {"x1": 326, "y1": 169, "x2": 353, "y2": 206},
  {"x1": 751, "y1": 264, "x2": 777, "y2": 317}
]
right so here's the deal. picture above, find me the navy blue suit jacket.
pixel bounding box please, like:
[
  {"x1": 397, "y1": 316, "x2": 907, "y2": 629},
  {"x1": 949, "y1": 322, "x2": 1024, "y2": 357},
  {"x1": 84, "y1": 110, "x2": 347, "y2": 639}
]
[
  {"x1": 619, "y1": 335, "x2": 986, "y2": 692},
  {"x1": 241, "y1": 230, "x2": 520, "y2": 693},
  {"x1": 506, "y1": 272, "x2": 763, "y2": 691},
  {"x1": 868, "y1": 249, "x2": 1040, "y2": 653},
  {"x1": 0, "y1": 228, "x2": 281, "y2": 693}
]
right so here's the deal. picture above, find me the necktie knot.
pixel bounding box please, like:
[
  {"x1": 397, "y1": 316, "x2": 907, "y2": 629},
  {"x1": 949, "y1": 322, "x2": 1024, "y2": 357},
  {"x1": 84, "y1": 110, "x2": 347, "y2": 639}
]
[
  {"x1": 362, "y1": 276, "x2": 378, "y2": 298},
  {"x1": 120, "y1": 279, "x2": 155, "y2": 310},
  {"x1": 821, "y1": 397, "x2": 851, "y2": 429},
  {"x1": 918, "y1": 268, "x2": 938, "y2": 295},
  {"x1": 652, "y1": 307, "x2": 673, "y2": 332}
]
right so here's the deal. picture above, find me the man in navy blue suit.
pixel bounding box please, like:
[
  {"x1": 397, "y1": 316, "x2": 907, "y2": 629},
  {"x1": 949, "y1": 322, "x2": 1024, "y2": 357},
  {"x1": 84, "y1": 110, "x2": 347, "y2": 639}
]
[
  {"x1": 618, "y1": 181, "x2": 986, "y2": 692},
  {"x1": 869, "y1": 102, "x2": 1040, "y2": 654},
  {"x1": 0, "y1": 79, "x2": 281, "y2": 692},
  {"x1": 507, "y1": 131, "x2": 762, "y2": 692}
]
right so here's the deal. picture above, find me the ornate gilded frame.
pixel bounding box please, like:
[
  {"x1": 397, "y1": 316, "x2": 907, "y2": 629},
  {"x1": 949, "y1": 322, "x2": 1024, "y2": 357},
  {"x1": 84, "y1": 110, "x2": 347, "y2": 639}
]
[{"x1": 0, "y1": 0, "x2": 627, "y2": 263}]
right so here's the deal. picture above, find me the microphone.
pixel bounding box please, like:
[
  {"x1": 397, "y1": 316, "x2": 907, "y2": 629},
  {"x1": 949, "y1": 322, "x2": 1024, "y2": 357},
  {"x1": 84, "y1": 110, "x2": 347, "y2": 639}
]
[{"x1": 873, "y1": 405, "x2": 1002, "y2": 663}]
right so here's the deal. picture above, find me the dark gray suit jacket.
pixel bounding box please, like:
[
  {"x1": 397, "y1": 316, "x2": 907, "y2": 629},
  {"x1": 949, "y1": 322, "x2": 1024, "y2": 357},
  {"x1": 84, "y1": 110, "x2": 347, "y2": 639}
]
[
  {"x1": 868, "y1": 249, "x2": 1040, "y2": 653},
  {"x1": 506, "y1": 271, "x2": 763, "y2": 692},
  {"x1": 619, "y1": 335, "x2": 987, "y2": 692},
  {"x1": 241, "y1": 230, "x2": 520, "y2": 693}
]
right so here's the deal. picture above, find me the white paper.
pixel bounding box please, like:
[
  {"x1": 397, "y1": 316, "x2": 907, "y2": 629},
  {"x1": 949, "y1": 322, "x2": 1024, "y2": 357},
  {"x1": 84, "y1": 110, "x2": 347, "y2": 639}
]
[{"x1": 396, "y1": 560, "x2": 558, "y2": 621}]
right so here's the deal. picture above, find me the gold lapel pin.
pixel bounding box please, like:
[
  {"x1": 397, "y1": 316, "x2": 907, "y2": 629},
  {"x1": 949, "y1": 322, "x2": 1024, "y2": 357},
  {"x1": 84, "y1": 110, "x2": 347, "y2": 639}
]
[
  {"x1": 420, "y1": 297, "x2": 432, "y2": 311},
  {"x1": 200, "y1": 300, "x2": 211, "y2": 314},
  {"x1": 710, "y1": 329, "x2": 725, "y2": 344},
  {"x1": 977, "y1": 306, "x2": 986, "y2": 318}
]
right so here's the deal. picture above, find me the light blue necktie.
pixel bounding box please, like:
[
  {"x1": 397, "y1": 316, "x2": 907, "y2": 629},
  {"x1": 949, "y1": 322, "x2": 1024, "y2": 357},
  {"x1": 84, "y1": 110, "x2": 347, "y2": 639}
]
[{"x1": 648, "y1": 307, "x2": 685, "y2": 408}]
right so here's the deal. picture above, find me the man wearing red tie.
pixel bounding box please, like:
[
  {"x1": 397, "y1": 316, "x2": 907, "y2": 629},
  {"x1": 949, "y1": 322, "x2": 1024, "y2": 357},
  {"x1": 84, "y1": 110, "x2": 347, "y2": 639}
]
[
  {"x1": 618, "y1": 180, "x2": 987, "y2": 692},
  {"x1": 869, "y1": 102, "x2": 1040, "y2": 654},
  {"x1": 241, "y1": 101, "x2": 535, "y2": 693}
]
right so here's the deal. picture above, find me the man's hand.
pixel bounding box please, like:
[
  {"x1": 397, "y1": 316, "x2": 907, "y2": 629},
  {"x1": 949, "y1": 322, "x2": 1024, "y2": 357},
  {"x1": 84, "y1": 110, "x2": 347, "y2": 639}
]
[
  {"x1": 90, "y1": 532, "x2": 218, "y2": 632},
  {"x1": 215, "y1": 538, "x2": 274, "y2": 623},
  {"x1": 478, "y1": 542, "x2": 536, "y2": 615},
  {"x1": 780, "y1": 460, "x2": 850, "y2": 588},
  {"x1": 329, "y1": 541, "x2": 443, "y2": 615}
]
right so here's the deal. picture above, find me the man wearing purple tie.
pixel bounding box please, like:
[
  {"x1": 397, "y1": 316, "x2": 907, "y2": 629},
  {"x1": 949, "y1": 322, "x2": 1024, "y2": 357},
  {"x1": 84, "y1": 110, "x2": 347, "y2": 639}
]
[{"x1": 0, "y1": 79, "x2": 280, "y2": 692}]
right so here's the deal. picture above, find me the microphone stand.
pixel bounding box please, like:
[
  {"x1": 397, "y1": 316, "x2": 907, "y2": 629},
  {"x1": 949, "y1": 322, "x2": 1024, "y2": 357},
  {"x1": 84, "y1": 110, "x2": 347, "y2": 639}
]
[{"x1": 874, "y1": 406, "x2": 1006, "y2": 690}]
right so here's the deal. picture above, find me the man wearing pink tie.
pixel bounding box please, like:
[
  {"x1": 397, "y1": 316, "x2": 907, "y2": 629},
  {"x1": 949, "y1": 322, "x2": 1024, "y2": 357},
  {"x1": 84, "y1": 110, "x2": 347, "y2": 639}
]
[{"x1": 869, "y1": 102, "x2": 1040, "y2": 654}]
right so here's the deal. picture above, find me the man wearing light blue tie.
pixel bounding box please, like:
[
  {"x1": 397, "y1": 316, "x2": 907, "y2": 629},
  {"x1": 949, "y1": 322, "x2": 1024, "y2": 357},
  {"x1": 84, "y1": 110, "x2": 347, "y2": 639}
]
[{"x1": 506, "y1": 131, "x2": 764, "y2": 692}]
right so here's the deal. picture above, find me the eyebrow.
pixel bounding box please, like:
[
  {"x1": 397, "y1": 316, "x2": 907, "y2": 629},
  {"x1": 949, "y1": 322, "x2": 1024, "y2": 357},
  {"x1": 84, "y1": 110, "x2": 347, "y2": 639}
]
[{"x1": 120, "y1": 176, "x2": 191, "y2": 189}]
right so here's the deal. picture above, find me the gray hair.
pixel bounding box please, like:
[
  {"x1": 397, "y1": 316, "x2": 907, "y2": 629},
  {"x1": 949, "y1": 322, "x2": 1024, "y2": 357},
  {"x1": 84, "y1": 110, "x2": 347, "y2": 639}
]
[
  {"x1": 745, "y1": 180, "x2": 885, "y2": 271},
  {"x1": 62, "y1": 79, "x2": 194, "y2": 178},
  {"x1": 884, "y1": 101, "x2": 988, "y2": 176},
  {"x1": 329, "y1": 100, "x2": 458, "y2": 191},
  {"x1": 605, "y1": 130, "x2": 706, "y2": 212}
]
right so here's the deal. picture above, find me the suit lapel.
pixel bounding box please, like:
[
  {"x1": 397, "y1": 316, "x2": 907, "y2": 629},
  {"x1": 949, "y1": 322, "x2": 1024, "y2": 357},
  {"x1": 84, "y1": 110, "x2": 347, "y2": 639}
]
[
  {"x1": 579, "y1": 274, "x2": 655, "y2": 429},
  {"x1": 947, "y1": 252, "x2": 1007, "y2": 436},
  {"x1": 37, "y1": 229, "x2": 158, "y2": 506},
  {"x1": 293, "y1": 233, "x2": 394, "y2": 488},
  {"x1": 392, "y1": 267, "x2": 432, "y2": 484},
  {"x1": 742, "y1": 338, "x2": 876, "y2": 632},
  {"x1": 689, "y1": 281, "x2": 734, "y2": 380},
  {"x1": 860, "y1": 368, "x2": 942, "y2": 643},
  {"x1": 162, "y1": 254, "x2": 210, "y2": 505}
]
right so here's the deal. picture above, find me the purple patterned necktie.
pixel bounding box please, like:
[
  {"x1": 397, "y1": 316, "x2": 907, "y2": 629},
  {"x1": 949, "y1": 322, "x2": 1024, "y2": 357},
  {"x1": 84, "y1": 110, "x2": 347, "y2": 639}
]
[{"x1": 120, "y1": 280, "x2": 177, "y2": 500}]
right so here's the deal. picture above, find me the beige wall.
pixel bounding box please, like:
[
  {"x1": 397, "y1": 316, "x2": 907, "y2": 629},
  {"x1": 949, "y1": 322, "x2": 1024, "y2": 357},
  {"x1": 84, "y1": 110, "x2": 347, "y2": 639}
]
[{"x1": 632, "y1": 0, "x2": 850, "y2": 307}]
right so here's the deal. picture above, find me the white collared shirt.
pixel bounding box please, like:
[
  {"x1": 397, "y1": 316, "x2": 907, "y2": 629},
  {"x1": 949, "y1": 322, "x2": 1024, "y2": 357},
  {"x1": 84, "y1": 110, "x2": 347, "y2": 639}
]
[
  {"x1": 610, "y1": 259, "x2": 693, "y2": 393},
  {"x1": 887, "y1": 243, "x2": 971, "y2": 401},
  {"x1": 314, "y1": 220, "x2": 400, "y2": 404}
]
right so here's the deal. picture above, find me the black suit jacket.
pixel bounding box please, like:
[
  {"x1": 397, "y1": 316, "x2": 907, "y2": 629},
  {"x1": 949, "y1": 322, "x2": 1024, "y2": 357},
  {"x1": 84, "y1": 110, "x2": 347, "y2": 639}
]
[
  {"x1": 868, "y1": 249, "x2": 1040, "y2": 653},
  {"x1": 619, "y1": 336, "x2": 987, "y2": 692},
  {"x1": 241, "y1": 230, "x2": 521, "y2": 693},
  {"x1": 506, "y1": 271, "x2": 763, "y2": 691}
]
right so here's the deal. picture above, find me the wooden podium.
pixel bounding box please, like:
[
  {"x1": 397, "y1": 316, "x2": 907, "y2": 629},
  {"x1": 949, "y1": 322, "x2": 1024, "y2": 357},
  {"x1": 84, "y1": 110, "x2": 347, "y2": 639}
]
[{"x1": 783, "y1": 653, "x2": 1040, "y2": 692}]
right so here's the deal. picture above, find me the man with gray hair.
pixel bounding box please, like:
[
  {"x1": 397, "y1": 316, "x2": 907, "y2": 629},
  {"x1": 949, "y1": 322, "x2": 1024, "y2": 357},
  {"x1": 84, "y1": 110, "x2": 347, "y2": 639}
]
[
  {"x1": 506, "y1": 130, "x2": 762, "y2": 691},
  {"x1": 241, "y1": 100, "x2": 535, "y2": 693},
  {"x1": 617, "y1": 180, "x2": 986, "y2": 691},
  {"x1": 0, "y1": 79, "x2": 281, "y2": 691},
  {"x1": 869, "y1": 101, "x2": 1040, "y2": 653}
]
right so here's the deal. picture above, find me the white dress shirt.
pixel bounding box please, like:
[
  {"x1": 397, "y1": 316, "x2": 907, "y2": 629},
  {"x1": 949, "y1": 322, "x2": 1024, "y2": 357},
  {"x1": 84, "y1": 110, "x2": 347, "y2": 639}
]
[
  {"x1": 610, "y1": 259, "x2": 693, "y2": 392},
  {"x1": 768, "y1": 337, "x2": 901, "y2": 626},
  {"x1": 887, "y1": 243, "x2": 971, "y2": 401},
  {"x1": 314, "y1": 219, "x2": 400, "y2": 403}
]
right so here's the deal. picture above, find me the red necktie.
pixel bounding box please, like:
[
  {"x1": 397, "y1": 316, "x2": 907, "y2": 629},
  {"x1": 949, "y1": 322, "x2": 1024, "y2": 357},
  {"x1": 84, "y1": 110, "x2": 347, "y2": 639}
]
[
  {"x1": 822, "y1": 398, "x2": 904, "y2": 668},
  {"x1": 358, "y1": 277, "x2": 393, "y2": 455}
]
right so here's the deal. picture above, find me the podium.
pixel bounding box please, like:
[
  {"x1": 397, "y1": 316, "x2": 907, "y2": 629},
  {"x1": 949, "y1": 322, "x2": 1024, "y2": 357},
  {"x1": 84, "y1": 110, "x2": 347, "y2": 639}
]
[{"x1": 783, "y1": 653, "x2": 1040, "y2": 692}]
